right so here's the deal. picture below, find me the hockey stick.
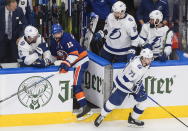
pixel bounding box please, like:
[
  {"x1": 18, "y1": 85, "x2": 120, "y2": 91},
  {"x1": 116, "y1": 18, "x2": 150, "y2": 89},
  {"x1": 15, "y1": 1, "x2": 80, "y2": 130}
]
[
  {"x1": 0, "y1": 74, "x2": 55, "y2": 103},
  {"x1": 147, "y1": 95, "x2": 188, "y2": 128},
  {"x1": 120, "y1": 78, "x2": 188, "y2": 127}
]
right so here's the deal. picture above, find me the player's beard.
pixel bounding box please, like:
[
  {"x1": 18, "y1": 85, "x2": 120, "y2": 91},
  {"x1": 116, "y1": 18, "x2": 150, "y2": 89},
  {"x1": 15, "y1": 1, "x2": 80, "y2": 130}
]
[
  {"x1": 150, "y1": 23, "x2": 155, "y2": 28},
  {"x1": 55, "y1": 37, "x2": 61, "y2": 43},
  {"x1": 115, "y1": 16, "x2": 120, "y2": 20}
]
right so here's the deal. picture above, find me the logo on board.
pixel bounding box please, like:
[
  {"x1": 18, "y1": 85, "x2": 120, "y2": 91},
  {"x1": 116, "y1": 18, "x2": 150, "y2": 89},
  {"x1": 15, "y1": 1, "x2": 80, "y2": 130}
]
[{"x1": 18, "y1": 76, "x2": 53, "y2": 110}]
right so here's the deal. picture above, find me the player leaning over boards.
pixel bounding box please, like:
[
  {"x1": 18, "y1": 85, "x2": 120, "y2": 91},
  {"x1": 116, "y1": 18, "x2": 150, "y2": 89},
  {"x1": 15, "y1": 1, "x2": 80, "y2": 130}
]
[
  {"x1": 17, "y1": 25, "x2": 53, "y2": 67},
  {"x1": 94, "y1": 1, "x2": 140, "y2": 63},
  {"x1": 140, "y1": 10, "x2": 173, "y2": 62},
  {"x1": 50, "y1": 24, "x2": 92, "y2": 120},
  {"x1": 94, "y1": 48, "x2": 154, "y2": 127}
]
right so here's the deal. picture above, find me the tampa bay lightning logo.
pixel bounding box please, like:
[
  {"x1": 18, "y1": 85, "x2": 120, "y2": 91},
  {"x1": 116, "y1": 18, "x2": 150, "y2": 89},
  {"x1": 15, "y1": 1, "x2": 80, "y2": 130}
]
[
  {"x1": 152, "y1": 36, "x2": 162, "y2": 48},
  {"x1": 57, "y1": 50, "x2": 68, "y2": 60},
  {"x1": 109, "y1": 28, "x2": 121, "y2": 39}
]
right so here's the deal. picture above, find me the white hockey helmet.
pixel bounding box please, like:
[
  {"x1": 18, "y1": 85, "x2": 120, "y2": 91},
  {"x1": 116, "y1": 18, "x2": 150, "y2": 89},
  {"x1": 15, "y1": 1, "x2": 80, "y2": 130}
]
[
  {"x1": 149, "y1": 10, "x2": 163, "y2": 26},
  {"x1": 112, "y1": 1, "x2": 126, "y2": 13},
  {"x1": 24, "y1": 25, "x2": 39, "y2": 39},
  {"x1": 140, "y1": 48, "x2": 153, "y2": 59}
]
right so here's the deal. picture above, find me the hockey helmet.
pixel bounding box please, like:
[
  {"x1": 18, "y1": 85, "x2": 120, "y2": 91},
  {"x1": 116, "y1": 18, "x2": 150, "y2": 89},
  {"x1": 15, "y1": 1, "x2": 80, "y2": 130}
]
[
  {"x1": 112, "y1": 1, "x2": 126, "y2": 13},
  {"x1": 24, "y1": 25, "x2": 39, "y2": 39},
  {"x1": 149, "y1": 10, "x2": 163, "y2": 26},
  {"x1": 52, "y1": 24, "x2": 63, "y2": 35},
  {"x1": 140, "y1": 48, "x2": 153, "y2": 59}
]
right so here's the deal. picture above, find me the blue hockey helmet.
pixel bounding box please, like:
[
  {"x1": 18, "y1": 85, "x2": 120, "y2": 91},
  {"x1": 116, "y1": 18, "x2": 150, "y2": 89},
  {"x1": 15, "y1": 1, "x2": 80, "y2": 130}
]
[{"x1": 52, "y1": 24, "x2": 63, "y2": 35}]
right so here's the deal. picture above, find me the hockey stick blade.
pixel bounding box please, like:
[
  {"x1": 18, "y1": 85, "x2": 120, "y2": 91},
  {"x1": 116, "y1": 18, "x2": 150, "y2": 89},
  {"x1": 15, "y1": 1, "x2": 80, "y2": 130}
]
[
  {"x1": 148, "y1": 96, "x2": 188, "y2": 128},
  {"x1": 0, "y1": 74, "x2": 55, "y2": 103}
]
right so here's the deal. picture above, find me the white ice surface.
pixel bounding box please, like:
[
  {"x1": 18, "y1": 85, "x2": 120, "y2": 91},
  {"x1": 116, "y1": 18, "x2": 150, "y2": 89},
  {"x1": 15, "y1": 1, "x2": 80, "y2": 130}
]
[{"x1": 0, "y1": 118, "x2": 188, "y2": 131}]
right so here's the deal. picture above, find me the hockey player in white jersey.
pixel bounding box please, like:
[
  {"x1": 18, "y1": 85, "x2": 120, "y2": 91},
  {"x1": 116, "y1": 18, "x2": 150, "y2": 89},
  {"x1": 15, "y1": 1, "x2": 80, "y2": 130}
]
[
  {"x1": 18, "y1": 0, "x2": 33, "y2": 15},
  {"x1": 139, "y1": 10, "x2": 173, "y2": 62},
  {"x1": 18, "y1": 0, "x2": 34, "y2": 25},
  {"x1": 94, "y1": 1, "x2": 140, "y2": 63},
  {"x1": 18, "y1": 25, "x2": 53, "y2": 67},
  {"x1": 94, "y1": 48, "x2": 153, "y2": 127}
]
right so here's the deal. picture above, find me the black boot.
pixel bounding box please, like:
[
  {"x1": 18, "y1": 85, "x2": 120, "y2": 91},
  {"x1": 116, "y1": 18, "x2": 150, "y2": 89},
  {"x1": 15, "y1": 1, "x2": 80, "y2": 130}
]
[
  {"x1": 94, "y1": 114, "x2": 105, "y2": 127},
  {"x1": 128, "y1": 113, "x2": 144, "y2": 127}
]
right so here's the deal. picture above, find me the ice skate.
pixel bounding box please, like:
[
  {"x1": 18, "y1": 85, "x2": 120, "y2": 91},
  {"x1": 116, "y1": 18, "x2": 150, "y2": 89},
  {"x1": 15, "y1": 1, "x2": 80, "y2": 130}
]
[
  {"x1": 77, "y1": 105, "x2": 93, "y2": 120},
  {"x1": 128, "y1": 113, "x2": 144, "y2": 127},
  {"x1": 94, "y1": 114, "x2": 105, "y2": 127}
]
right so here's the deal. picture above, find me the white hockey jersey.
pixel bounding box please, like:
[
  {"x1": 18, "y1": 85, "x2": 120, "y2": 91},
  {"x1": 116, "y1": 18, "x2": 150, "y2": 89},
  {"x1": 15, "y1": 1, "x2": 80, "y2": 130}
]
[
  {"x1": 114, "y1": 56, "x2": 150, "y2": 93},
  {"x1": 18, "y1": 0, "x2": 33, "y2": 15},
  {"x1": 18, "y1": 35, "x2": 52, "y2": 65},
  {"x1": 139, "y1": 23, "x2": 173, "y2": 58},
  {"x1": 103, "y1": 13, "x2": 140, "y2": 55}
]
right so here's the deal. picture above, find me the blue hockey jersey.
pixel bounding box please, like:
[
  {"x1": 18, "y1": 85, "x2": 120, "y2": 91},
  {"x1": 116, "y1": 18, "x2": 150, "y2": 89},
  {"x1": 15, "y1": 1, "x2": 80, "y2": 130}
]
[{"x1": 50, "y1": 32, "x2": 89, "y2": 67}]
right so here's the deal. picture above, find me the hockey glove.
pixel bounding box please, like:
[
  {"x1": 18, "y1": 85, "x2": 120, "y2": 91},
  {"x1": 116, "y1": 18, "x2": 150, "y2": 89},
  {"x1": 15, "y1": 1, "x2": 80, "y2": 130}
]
[
  {"x1": 59, "y1": 60, "x2": 71, "y2": 73},
  {"x1": 90, "y1": 12, "x2": 97, "y2": 18},
  {"x1": 32, "y1": 58, "x2": 50, "y2": 67},
  {"x1": 93, "y1": 30, "x2": 104, "y2": 41},
  {"x1": 158, "y1": 53, "x2": 167, "y2": 62},
  {"x1": 38, "y1": 43, "x2": 48, "y2": 52},
  {"x1": 54, "y1": 60, "x2": 63, "y2": 66},
  {"x1": 35, "y1": 43, "x2": 48, "y2": 56},
  {"x1": 127, "y1": 47, "x2": 136, "y2": 61},
  {"x1": 93, "y1": 32, "x2": 102, "y2": 41},
  {"x1": 127, "y1": 53, "x2": 135, "y2": 62}
]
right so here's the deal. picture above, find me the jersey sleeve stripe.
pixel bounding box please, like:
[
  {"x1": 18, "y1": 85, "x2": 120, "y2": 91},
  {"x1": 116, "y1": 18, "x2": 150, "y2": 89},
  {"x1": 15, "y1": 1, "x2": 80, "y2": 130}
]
[
  {"x1": 71, "y1": 51, "x2": 88, "y2": 66},
  {"x1": 73, "y1": 66, "x2": 81, "y2": 85},
  {"x1": 104, "y1": 43, "x2": 131, "y2": 52},
  {"x1": 115, "y1": 77, "x2": 131, "y2": 92},
  {"x1": 131, "y1": 34, "x2": 138, "y2": 40},
  {"x1": 165, "y1": 44, "x2": 171, "y2": 47},
  {"x1": 69, "y1": 51, "x2": 79, "y2": 56},
  {"x1": 123, "y1": 75, "x2": 131, "y2": 82},
  {"x1": 140, "y1": 36, "x2": 147, "y2": 41}
]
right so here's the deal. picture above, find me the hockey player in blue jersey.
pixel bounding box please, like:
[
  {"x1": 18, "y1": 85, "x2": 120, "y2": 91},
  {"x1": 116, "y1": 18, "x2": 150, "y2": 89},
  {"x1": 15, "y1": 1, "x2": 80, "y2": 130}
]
[
  {"x1": 85, "y1": 0, "x2": 116, "y2": 32},
  {"x1": 94, "y1": 1, "x2": 140, "y2": 63},
  {"x1": 50, "y1": 24, "x2": 92, "y2": 120},
  {"x1": 94, "y1": 48, "x2": 153, "y2": 127}
]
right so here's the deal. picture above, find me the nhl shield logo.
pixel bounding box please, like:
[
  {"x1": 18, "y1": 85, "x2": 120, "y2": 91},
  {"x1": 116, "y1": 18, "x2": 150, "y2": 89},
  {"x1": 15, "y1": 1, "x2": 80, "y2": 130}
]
[{"x1": 18, "y1": 76, "x2": 53, "y2": 110}]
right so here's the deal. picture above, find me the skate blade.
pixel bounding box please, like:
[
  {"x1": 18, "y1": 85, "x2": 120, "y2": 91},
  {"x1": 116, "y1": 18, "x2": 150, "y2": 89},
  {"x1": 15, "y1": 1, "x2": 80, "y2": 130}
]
[
  {"x1": 128, "y1": 123, "x2": 144, "y2": 128},
  {"x1": 77, "y1": 111, "x2": 93, "y2": 121}
]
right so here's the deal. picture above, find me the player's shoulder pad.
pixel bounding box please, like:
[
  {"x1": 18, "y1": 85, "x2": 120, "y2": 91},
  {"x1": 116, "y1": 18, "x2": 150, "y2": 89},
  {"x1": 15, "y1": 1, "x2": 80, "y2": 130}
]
[
  {"x1": 63, "y1": 32, "x2": 72, "y2": 38},
  {"x1": 126, "y1": 14, "x2": 136, "y2": 23},
  {"x1": 143, "y1": 22, "x2": 150, "y2": 29},
  {"x1": 18, "y1": 37, "x2": 30, "y2": 50},
  {"x1": 163, "y1": 25, "x2": 170, "y2": 30},
  {"x1": 141, "y1": 23, "x2": 150, "y2": 32},
  {"x1": 63, "y1": 32, "x2": 74, "y2": 41},
  {"x1": 107, "y1": 13, "x2": 114, "y2": 20},
  {"x1": 18, "y1": 37, "x2": 25, "y2": 45},
  {"x1": 124, "y1": 14, "x2": 136, "y2": 28},
  {"x1": 130, "y1": 56, "x2": 143, "y2": 71}
]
